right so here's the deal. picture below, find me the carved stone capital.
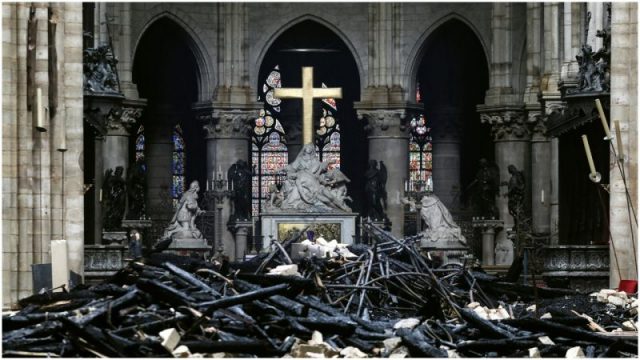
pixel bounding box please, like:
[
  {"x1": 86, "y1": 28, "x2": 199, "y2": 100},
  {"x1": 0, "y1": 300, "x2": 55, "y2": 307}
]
[
  {"x1": 106, "y1": 106, "x2": 142, "y2": 135},
  {"x1": 478, "y1": 106, "x2": 531, "y2": 141},
  {"x1": 203, "y1": 109, "x2": 256, "y2": 139},
  {"x1": 357, "y1": 109, "x2": 409, "y2": 137},
  {"x1": 429, "y1": 107, "x2": 464, "y2": 142}
]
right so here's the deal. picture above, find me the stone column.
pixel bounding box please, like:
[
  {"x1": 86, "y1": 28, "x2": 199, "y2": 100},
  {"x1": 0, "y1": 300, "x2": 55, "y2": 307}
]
[
  {"x1": 478, "y1": 107, "x2": 532, "y2": 244},
  {"x1": 609, "y1": 2, "x2": 638, "y2": 286},
  {"x1": 430, "y1": 107, "x2": 462, "y2": 211},
  {"x1": 202, "y1": 106, "x2": 257, "y2": 260},
  {"x1": 230, "y1": 220, "x2": 252, "y2": 261},
  {"x1": 530, "y1": 118, "x2": 551, "y2": 235},
  {"x1": 103, "y1": 103, "x2": 143, "y2": 177},
  {"x1": 356, "y1": 107, "x2": 418, "y2": 238}
]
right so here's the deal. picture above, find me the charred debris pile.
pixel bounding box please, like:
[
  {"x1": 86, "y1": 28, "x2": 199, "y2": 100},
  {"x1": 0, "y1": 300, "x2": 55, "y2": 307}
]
[{"x1": 3, "y1": 224, "x2": 638, "y2": 357}]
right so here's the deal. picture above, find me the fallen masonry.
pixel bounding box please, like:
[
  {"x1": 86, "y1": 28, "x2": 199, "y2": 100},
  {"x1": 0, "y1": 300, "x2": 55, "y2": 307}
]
[{"x1": 3, "y1": 223, "x2": 638, "y2": 357}]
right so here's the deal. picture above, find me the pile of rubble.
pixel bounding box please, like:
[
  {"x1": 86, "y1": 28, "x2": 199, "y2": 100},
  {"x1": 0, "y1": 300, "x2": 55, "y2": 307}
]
[{"x1": 3, "y1": 224, "x2": 637, "y2": 357}]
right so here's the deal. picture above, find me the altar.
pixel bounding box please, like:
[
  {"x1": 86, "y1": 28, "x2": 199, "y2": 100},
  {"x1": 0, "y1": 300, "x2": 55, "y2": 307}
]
[{"x1": 260, "y1": 212, "x2": 357, "y2": 247}]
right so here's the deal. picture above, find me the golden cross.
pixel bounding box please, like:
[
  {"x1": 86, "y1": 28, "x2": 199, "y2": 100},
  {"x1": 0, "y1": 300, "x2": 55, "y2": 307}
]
[{"x1": 274, "y1": 67, "x2": 342, "y2": 144}]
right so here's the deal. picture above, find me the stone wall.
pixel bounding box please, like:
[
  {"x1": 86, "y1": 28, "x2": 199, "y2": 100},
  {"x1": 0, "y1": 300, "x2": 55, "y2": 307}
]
[
  {"x1": 2, "y1": 3, "x2": 84, "y2": 308},
  {"x1": 609, "y1": 2, "x2": 638, "y2": 287}
]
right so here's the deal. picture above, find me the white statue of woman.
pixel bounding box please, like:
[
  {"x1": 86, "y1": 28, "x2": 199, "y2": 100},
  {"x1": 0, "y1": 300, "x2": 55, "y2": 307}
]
[
  {"x1": 163, "y1": 180, "x2": 204, "y2": 240},
  {"x1": 420, "y1": 194, "x2": 466, "y2": 246}
]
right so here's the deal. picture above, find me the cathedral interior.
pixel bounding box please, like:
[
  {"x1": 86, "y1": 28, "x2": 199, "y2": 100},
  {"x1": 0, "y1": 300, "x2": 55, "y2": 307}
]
[{"x1": 2, "y1": 2, "x2": 638, "y2": 357}]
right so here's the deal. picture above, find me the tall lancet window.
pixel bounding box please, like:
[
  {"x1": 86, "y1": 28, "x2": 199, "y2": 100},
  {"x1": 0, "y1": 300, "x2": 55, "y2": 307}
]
[
  {"x1": 252, "y1": 65, "x2": 288, "y2": 216},
  {"x1": 135, "y1": 125, "x2": 146, "y2": 162},
  {"x1": 315, "y1": 83, "x2": 341, "y2": 170},
  {"x1": 172, "y1": 125, "x2": 186, "y2": 208},
  {"x1": 408, "y1": 114, "x2": 433, "y2": 191}
]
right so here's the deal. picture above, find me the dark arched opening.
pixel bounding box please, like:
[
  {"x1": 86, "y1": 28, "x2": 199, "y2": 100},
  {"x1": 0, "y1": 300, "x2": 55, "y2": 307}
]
[
  {"x1": 417, "y1": 19, "x2": 490, "y2": 205},
  {"x1": 132, "y1": 18, "x2": 205, "y2": 227}
]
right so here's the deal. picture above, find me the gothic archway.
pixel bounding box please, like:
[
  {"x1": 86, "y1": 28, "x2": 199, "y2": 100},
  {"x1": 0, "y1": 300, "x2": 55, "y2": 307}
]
[
  {"x1": 414, "y1": 19, "x2": 490, "y2": 227},
  {"x1": 132, "y1": 17, "x2": 206, "y2": 228}
]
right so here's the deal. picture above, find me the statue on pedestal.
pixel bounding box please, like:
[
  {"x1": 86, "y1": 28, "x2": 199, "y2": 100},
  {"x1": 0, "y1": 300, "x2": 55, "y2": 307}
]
[
  {"x1": 162, "y1": 180, "x2": 204, "y2": 240},
  {"x1": 102, "y1": 166, "x2": 126, "y2": 231},
  {"x1": 420, "y1": 194, "x2": 466, "y2": 247},
  {"x1": 268, "y1": 144, "x2": 352, "y2": 213},
  {"x1": 364, "y1": 160, "x2": 388, "y2": 220},
  {"x1": 228, "y1": 160, "x2": 252, "y2": 221}
]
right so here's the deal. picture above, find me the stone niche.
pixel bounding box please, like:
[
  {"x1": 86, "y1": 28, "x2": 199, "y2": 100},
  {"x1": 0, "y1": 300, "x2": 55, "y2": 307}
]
[{"x1": 260, "y1": 212, "x2": 357, "y2": 248}]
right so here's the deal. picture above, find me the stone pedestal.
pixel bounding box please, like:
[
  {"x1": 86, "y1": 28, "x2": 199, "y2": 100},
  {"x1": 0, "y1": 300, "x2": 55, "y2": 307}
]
[
  {"x1": 229, "y1": 220, "x2": 252, "y2": 261},
  {"x1": 472, "y1": 218, "x2": 503, "y2": 266},
  {"x1": 260, "y1": 212, "x2": 357, "y2": 247},
  {"x1": 102, "y1": 231, "x2": 127, "y2": 246}
]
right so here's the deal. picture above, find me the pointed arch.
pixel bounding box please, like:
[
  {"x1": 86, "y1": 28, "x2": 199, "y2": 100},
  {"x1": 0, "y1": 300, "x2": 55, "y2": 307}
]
[
  {"x1": 254, "y1": 14, "x2": 364, "y2": 94},
  {"x1": 133, "y1": 10, "x2": 213, "y2": 101},
  {"x1": 405, "y1": 13, "x2": 490, "y2": 103}
]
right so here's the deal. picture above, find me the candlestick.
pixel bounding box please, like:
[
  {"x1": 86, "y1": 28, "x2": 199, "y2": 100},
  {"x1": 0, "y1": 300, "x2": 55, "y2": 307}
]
[
  {"x1": 206, "y1": 179, "x2": 209, "y2": 191},
  {"x1": 57, "y1": 116, "x2": 67, "y2": 152},
  {"x1": 35, "y1": 87, "x2": 46, "y2": 132},
  {"x1": 614, "y1": 120, "x2": 624, "y2": 161},
  {"x1": 99, "y1": 189, "x2": 102, "y2": 202},
  {"x1": 541, "y1": 189, "x2": 544, "y2": 204},
  {"x1": 595, "y1": 99, "x2": 612, "y2": 140},
  {"x1": 582, "y1": 135, "x2": 596, "y2": 175}
]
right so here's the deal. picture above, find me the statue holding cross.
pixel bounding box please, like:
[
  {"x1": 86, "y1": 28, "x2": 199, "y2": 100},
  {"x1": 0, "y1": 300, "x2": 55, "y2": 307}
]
[{"x1": 274, "y1": 67, "x2": 342, "y2": 145}]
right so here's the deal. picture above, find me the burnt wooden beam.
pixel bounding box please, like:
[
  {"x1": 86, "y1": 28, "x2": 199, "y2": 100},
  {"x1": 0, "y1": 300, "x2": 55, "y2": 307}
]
[
  {"x1": 199, "y1": 283, "x2": 289, "y2": 316},
  {"x1": 401, "y1": 328, "x2": 448, "y2": 358},
  {"x1": 26, "y1": 4, "x2": 36, "y2": 111}
]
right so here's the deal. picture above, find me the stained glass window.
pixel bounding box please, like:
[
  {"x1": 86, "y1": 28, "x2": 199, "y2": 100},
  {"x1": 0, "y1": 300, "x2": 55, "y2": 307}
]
[
  {"x1": 172, "y1": 125, "x2": 186, "y2": 209},
  {"x1": 253, "y1": 64, "x2": 288, "y2": 216},
  {"x1": 408, "y1": 114, "x2": 433, "y2": 192},
  {"x1": 252, "y1": 110, "x2": 288, "y2": 216},
  {"x1": 135, "y1": 125, "x2": 145, "y2": 162},
  {"x1": 315, "y1": 83, "x2": 341, "y2": 169}
]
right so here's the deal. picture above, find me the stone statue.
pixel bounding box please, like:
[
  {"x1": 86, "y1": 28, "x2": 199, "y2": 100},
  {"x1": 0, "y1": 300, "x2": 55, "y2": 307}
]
[
  {"x1": 102, "y1": 166, "x2": 126, "y2": 231},
  {"x1": 126, "y1": 159, "x2": 146, "y2": 220},
  {"x1": 495, "y1": 237, "x2": 514, "y2": 265},
  {"x1": 571, "y1": 7, "x2": 610, "y2": 94},
  {"x1": 419, "y1": 194, "x2": 466, "y2": 247},
  {"x1": 83, "y1": 45, "x2": 119, "y2": 94},
  {"x1": 364, "y1": 160, "x2": 388, "y2": 220},
  {"x1": 470, "y1": 158, "x2": 499, "y2": 218},
  {"x1": 228, "y1": 160, "x2": 252, "y2": 221},
  {"x1": 127, "y1": 229, "x2": 143, "y2": 259},
  {"x1": 270, "y1": 144, "x2": 352, "y2": 213},
  {"x1": 162, "y1": 180, "x2": 204, "y2": 240},
  {"x1": 505, "y1": 165, "x2": 525, "y2": 225}
]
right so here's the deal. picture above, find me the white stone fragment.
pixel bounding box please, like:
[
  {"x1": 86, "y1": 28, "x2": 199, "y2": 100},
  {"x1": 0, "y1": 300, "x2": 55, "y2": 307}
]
[
  {"x1": 389, "y1": 346, "x2": 409, "y2": 358},
  {"x1": 383, "y1": 337, "x2": 403, "y2": 354},
  {"x1": 447, "y1": 349, "x2": 461, "y2": 358},
  {"x1": 526, "y1": 304, "x2": 537, "y2": 312},
  {"x1": 309, "y1": 331, "x2": 324, "y2": 345},
  {"x1": 529, "y1": 347, "x2": 541, "y2": 358},
  {"x1": 607, "y1": 295, "x2": 626, "y2": 307},
  {"x1": 466, "y1": 302, "x2": 480, "y2": 309},
  {"x1": 540, "y1": 312, "x2": 552, "y2": 319},
  {"x1": 473, "y1": 306, "x2": 489, "y2": 320},
  {"x1": 172, "y1": 345, "x2": 191, "y2": 358},
  {"x1": 621, "y1": 320, "x2": 637, "y2": 331},
  {"x1": 596, "y1": 293, "x2": 609, "y2": 303},
  {"x1": 268, "y1": 264, "x2": 301, "y2": 277},
  {"x1": 565, "y1": 346, "x2": 585, "y2": 358},
  {"x1": 159, "y1": 328, "x2": 181, "y2": 352},
  {"x1": 599, "y1": 289, "x2": 618, "y2": 296},
  {"x1": 393, "y1": 318, "x2": 421, "y2": 329},
  {"x1": 340, "y1": 346, "x2": 368, "y2": 358},
  {"x1": 497, "y1": 306, "x2": 511, "y2": 319},
  {"x1": 538, "y1": 336, "x2": 555, "y2": 345}
]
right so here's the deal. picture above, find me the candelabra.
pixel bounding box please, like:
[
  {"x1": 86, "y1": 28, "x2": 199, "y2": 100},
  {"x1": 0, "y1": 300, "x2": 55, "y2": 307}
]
[
  {"x1": 405, "y1": 178, "x2": 433, "y2": 203},
  {"x1": 203, "y1": 173, "x2": 232, "y2": 259}
]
